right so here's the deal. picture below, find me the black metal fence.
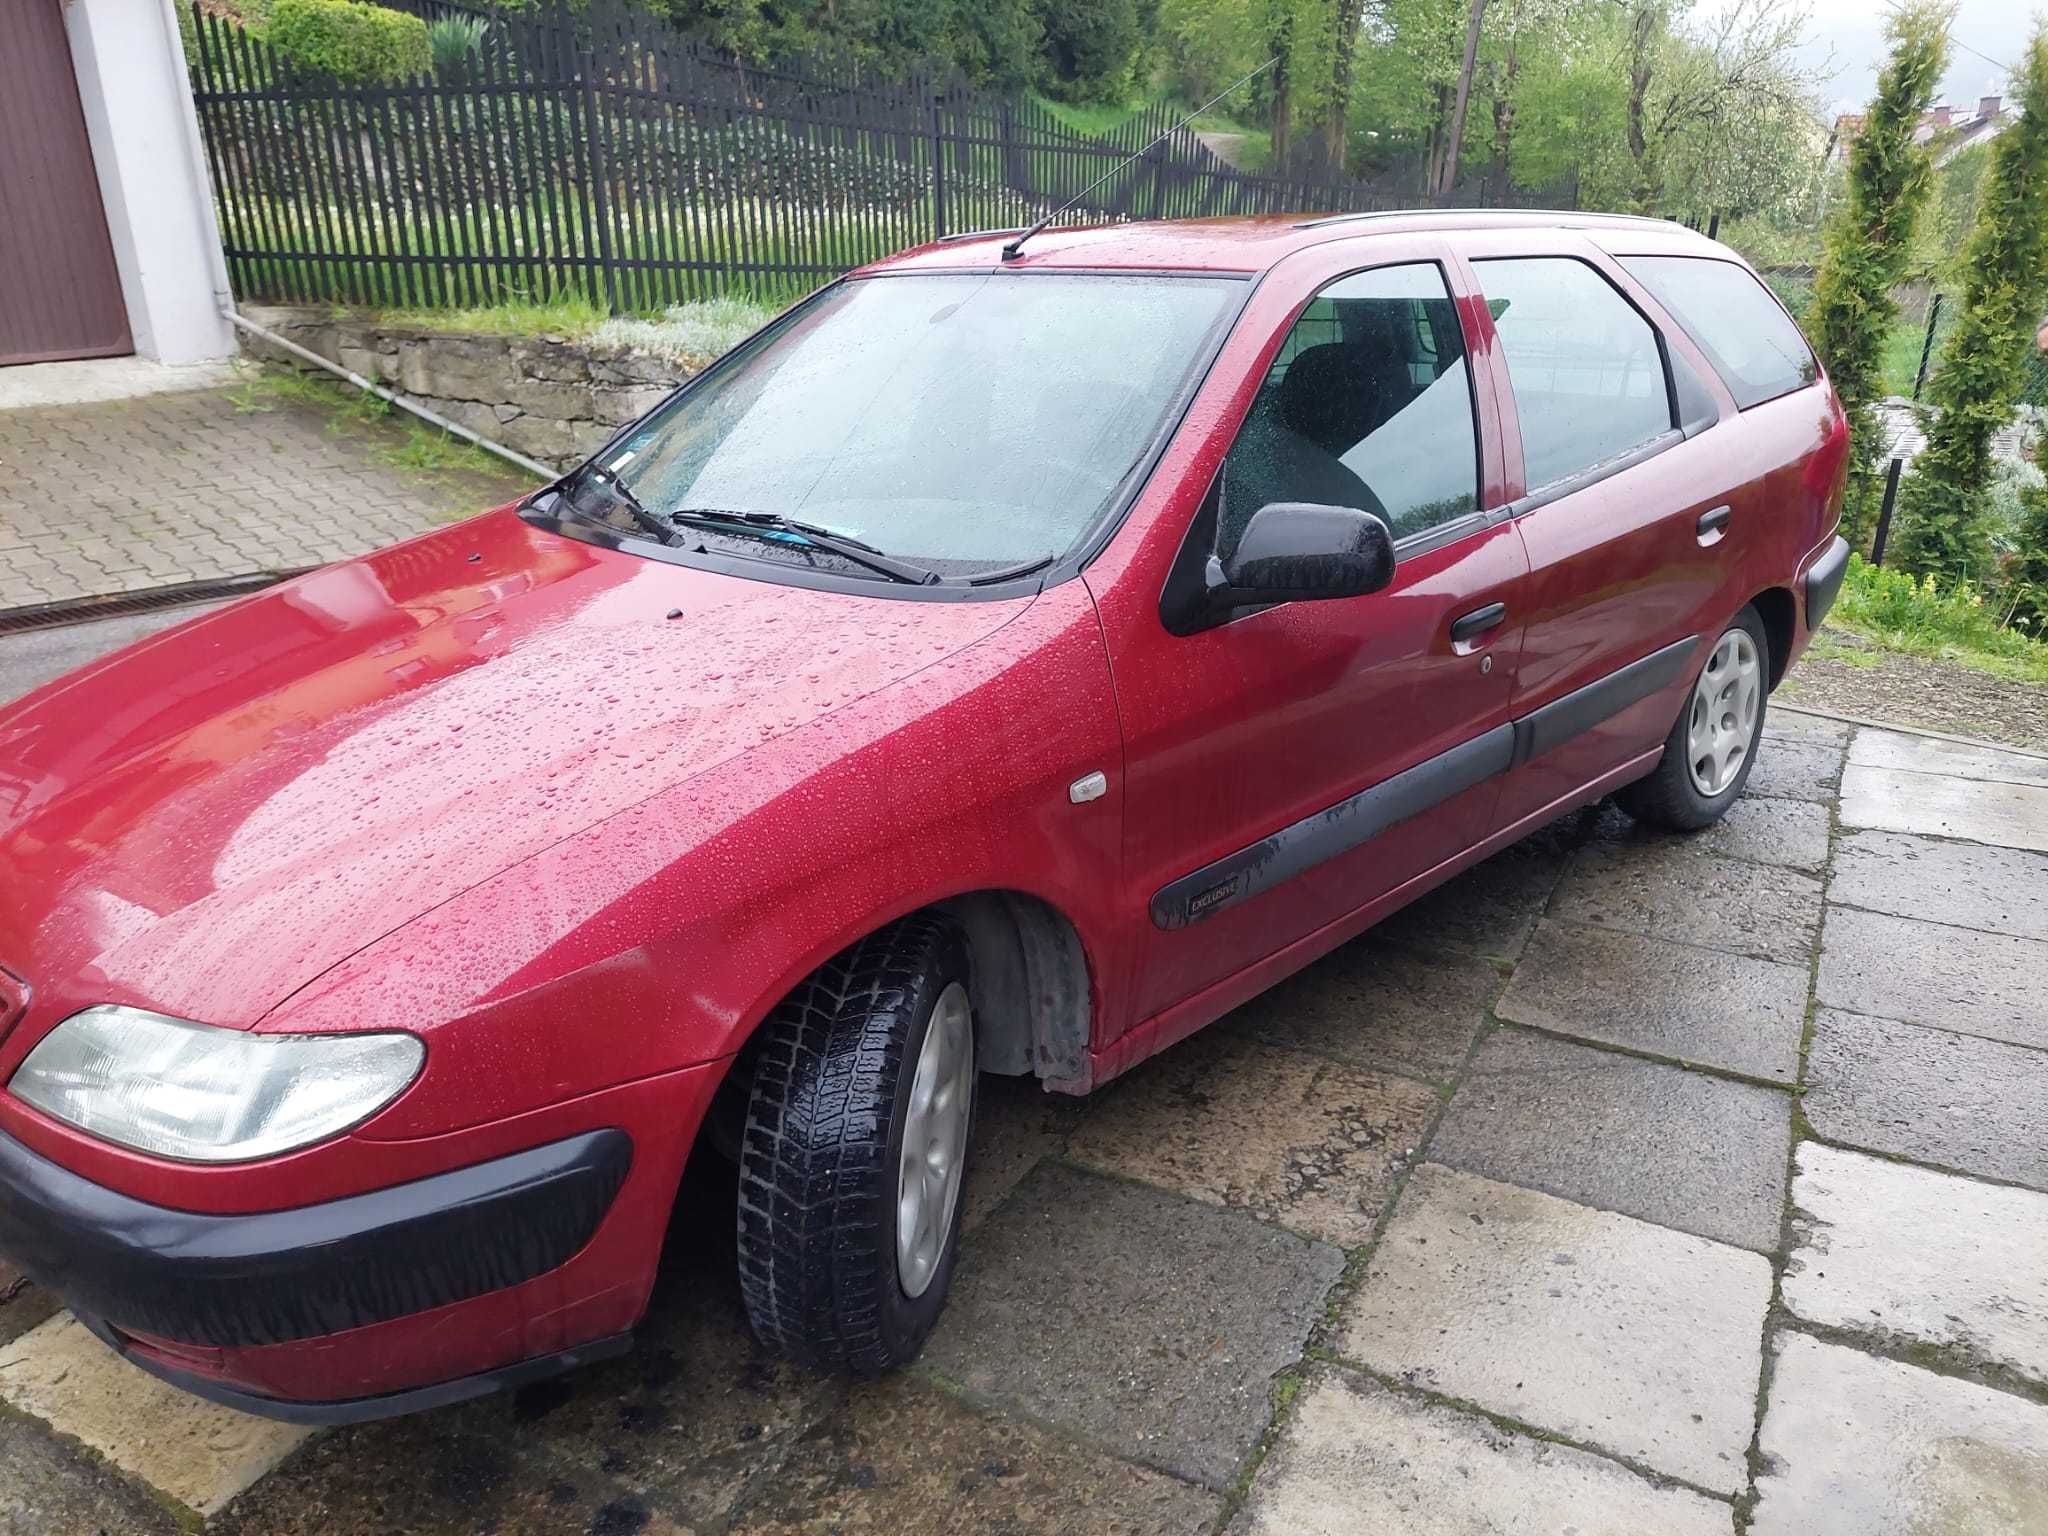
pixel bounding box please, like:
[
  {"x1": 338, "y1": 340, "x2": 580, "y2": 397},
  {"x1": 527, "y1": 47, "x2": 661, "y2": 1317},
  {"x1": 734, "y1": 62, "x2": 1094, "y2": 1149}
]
[{"x1": 187, "y1": 0, "x2": 1575, "y2": 313}]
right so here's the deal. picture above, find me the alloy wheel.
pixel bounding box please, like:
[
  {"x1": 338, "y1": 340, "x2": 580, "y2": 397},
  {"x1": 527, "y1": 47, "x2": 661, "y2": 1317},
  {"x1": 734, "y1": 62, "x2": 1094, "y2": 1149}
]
[{"x1": 895, "y1": 981, "x2": 973, "y2": 1298}]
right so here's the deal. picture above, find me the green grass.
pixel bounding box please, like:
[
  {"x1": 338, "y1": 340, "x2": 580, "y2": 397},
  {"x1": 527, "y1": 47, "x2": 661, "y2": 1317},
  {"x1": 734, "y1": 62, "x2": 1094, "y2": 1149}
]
[
  {"x1": 227, "y1": 366, "x2": 529, "y2": 490},
  {"x1": 1877, "y1": 310, "x2": 1944, "y2": 398},
  {"x1": 376, "y1": 293, "x2": 612, "y2": 335},
  {"x1": 1029, "y1": 91, "x2": 1149, "y2": 138},
  {"x1": 1830, "y1": 554, "x2": 2048, "y2": 683},
  {"x1": 1027, "y1": 89, "x2": 1274, "y2": 171}
]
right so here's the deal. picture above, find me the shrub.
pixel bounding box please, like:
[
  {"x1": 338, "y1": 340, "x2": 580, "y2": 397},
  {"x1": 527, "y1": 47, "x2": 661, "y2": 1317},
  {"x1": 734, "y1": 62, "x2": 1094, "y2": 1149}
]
[
  {"x1": 1804, "y1": 3, "x2": 1948, "y2": 548},
  {"x1": 266, "y1": 0, "x2": 430, "y2": 83},
  {"x1": 1835, "y1": 554, "x2": 2048, "y2": 675},
  {"x1": 1892, "y1": 27, "x2": 2048, "y2": 581},
  {"x1": 428, "y1": 15, "x2": 489, "y2": 81}
]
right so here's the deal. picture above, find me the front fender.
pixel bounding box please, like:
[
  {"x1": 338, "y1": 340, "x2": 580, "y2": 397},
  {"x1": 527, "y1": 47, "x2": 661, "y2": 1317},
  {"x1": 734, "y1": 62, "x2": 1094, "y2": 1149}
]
[{"x1": 263, "y1": 581, "x2": 1129, "y2": 1140}]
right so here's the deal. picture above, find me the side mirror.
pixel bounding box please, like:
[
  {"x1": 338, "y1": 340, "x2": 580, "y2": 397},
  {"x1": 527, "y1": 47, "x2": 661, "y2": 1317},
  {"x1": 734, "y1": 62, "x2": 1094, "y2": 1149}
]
[{"x1": 1204, "y1": 502, "x2": 1396, "y2": 611}]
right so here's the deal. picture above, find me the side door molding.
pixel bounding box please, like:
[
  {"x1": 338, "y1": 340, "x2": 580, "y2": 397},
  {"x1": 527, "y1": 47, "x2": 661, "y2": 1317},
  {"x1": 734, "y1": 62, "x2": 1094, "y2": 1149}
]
[{"x1": 1150, "y1": 632, "x2": 1698, "y2": 929}]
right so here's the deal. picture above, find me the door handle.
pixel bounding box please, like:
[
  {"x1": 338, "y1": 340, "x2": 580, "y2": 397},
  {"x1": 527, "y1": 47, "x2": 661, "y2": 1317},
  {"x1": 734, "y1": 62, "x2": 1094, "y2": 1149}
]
[
  {"x1": 1449, "y1": 602, "x2": 1507, "y2": 646},
  {"x1": 1696, "y1": 505, "x2": 1733, "y2": 544}
]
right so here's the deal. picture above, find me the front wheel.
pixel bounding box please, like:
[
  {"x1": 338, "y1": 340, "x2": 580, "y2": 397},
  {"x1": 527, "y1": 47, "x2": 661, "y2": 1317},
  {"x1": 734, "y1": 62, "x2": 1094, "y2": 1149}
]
[
  {"x1": 736, "y1": 915, "x2": 976, "y2": 1374},
  {"x1": 1619, "y1": 606, "x2": 1769, "y2": 831}
]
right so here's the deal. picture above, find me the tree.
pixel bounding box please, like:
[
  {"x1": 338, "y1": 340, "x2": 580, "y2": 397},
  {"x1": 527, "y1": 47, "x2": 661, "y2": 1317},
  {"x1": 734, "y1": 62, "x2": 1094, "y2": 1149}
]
[
  {"x1": 1804, "y1": 1, "x2": 1950, "y2": 547},
  {"x1": 1893, "y1": 25, "x2": 2048, "y2": 578}
]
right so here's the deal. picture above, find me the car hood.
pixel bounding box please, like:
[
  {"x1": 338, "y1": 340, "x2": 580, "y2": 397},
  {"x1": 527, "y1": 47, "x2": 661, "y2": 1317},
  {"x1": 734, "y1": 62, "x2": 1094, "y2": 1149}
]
[{"x1": 0, "y1": 510, "x2": 1029, "y2": 1029}]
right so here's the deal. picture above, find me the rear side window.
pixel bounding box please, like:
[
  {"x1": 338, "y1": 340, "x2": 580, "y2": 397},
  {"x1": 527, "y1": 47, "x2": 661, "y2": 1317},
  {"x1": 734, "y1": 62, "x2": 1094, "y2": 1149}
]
[
  {"x1": 1619, "y1": 256, "x2": 1817, "y2": 409},
  {"x1": 1475, "y1": 257, "x2": 1673, "y2": 494}
]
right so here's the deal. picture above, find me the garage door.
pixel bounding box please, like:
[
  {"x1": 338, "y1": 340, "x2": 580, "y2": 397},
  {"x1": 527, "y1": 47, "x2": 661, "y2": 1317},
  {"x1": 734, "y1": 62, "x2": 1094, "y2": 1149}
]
[{"x1": 0, "y1": 0, "x2": 132, "y2": 366}]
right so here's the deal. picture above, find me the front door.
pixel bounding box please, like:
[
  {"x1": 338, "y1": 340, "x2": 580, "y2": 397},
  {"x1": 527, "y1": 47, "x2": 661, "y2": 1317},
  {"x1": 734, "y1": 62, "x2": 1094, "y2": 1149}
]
[
  {"x1": 0, "y1": 1, "x2": 132, "y2": 366},
  {"x1": 1098, "y1": 251, "x2": 1528, "y2": 1036}
]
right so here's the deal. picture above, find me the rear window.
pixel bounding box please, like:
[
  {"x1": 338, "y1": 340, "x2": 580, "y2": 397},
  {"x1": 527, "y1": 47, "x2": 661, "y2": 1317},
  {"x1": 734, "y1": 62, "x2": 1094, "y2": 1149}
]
[{"x1": 1618, "y1": 256, "x2": 1818, "y2": 410}]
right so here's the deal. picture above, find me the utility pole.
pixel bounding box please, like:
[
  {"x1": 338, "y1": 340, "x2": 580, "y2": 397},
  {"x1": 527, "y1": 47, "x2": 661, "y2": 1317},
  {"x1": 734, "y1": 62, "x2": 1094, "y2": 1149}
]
[{"x1": 1435, "y1": 0, "x2": 1491, "y2": 203}]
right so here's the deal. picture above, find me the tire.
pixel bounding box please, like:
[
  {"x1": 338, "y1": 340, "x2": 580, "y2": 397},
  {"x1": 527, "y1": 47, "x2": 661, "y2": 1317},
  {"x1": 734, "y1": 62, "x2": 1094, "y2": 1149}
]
[
  {"x1": 736, "y1": 914, "x2": 977, "y2": 1375},
  {"x1": 1618, "y1": 604, "x2": 1770, "y2": 831}
]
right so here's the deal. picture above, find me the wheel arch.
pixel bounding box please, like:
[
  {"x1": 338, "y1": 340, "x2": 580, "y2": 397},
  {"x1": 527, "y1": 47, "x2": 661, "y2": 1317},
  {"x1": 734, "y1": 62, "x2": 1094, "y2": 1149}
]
[
  {"x1": 928, "y1": 889, "x2": 1094, "y2": 1092},
  {"x1": 1749, "y1": 585, "x2": 1796, "y2": 689}
]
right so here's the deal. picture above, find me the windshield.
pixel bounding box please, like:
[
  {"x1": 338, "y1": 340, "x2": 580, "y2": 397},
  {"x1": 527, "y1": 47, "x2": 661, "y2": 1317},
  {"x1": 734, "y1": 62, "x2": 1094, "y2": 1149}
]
[{"x1": 580, "y1": 272, "x2": 1241, "y2": 578}]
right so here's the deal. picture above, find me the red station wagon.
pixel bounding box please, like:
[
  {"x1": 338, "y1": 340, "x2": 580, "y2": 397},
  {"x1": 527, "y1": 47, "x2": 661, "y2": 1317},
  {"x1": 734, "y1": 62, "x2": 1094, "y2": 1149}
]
[{"x1": 0, "y1": 211, "x2": 1849, "y2": 1421}]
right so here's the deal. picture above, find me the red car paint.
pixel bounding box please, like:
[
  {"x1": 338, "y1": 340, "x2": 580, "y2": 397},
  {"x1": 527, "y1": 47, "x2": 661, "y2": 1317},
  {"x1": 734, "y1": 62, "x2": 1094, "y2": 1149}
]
[{"x1": 0, "y1": 212, "x2": 1845, "y2": 1410}]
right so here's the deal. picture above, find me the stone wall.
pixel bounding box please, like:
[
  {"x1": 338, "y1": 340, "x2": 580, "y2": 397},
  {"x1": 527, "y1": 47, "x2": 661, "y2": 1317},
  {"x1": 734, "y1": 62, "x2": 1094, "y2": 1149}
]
[{"x1": 238, "y1": 305, "x2": 693, "y2": 469}]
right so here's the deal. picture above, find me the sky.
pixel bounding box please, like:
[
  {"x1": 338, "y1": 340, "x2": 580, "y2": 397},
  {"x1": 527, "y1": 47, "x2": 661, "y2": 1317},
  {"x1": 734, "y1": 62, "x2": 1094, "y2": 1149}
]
[{"x1": 1784, "y1": 0, "x2": 2035, "y2": 115}]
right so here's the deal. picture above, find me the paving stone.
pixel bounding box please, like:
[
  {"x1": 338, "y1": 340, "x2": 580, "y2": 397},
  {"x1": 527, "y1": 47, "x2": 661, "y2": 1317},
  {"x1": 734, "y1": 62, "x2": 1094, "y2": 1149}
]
[
  {"x1": 1369, "y1": 831, "x2": 1571, "y2": 962},
  {"x1": 1069, "y1": 1031, "x2": 1438, "y2": 1246},
  {"x1": 1430, "y1": 1030, "x2": 1792, "y2": 1251},
  {"x1": 1223, "y1": 938, "x2": 1500, "y2": 1083},
  {"x1": 0, "y1": 387, "x2": 528, "y2": 612},
  {"x1": 1744, "y1": 738, "x2": 1844, "y2": 802},
  {"x1": 1750, "y1": 1331, "x2": 2048, "y2": 1536},
  {"x1": 1497, "y1": 920, "x2": 1810, "y2": 1082},
  {"x1": 1693, "y1": 795, "x2": 1831, "y2": 869},
  {"x1": 210, "y1": 1412, "x2": 698, "y2": 1536},
  {"x1": 0, "y1": 1313, "x2": 312, "y2": 1518},
  {"x1": 1762, "y1": 709, "x2": 1852, "y2": 746},
  {"x1": 1336, "y1": 1164, "x2": 1771, "y2": 1495},
  {"x1": 1817, "y1": 906, "x2": 2048, "y2": 1050},
  {"x1": 1804, "y1": 1008, "x2": 2048, "y2": 1189},
  {"x1": 0, "y1": 1412, "x2": 181, "y2": 1536},
  {"x1": 922, "y1": 1161, "x2": 1345, "y2": 1489},
  {"x1": 1828, "y1": 829, "x2": 2048, "y2": 942},
  {"x1": 729, "y1": 1374, "x2": 1218, "y2": 1535},
  {"x1": 1850, "y1": 726, "x2": 2048, "y2": 788},
  {"x1": 430, "y1": 1166, "x2": 836, "y2": 1529},
  {"x1": 1229, "y1": 1369, "x2": 1733, "y2": 1536},
  {"x1": 1783, "y1": 1142, "x2": 2048, "y2": 1387},
  {"x1": 1549, "y1": 842, "x2": 1822, "y2": 965},
  {"x1": 1838, "y1": 764, "x2": 2048, "y2": 853},
  {"x1": 963, "y1": 1072, "x2": 1087, "y2": 1235}
]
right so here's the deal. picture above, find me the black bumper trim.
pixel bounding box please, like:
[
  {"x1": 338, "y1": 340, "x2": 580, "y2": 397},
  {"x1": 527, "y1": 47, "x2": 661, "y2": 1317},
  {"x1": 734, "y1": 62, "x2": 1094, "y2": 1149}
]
[
  {"x1": 74, "y1": 1311, "x2": 633, "y2": 1426},
  {"x1": 0, "y1": 1126, "x2": 631, "y2": 1348},
  {"x1": 1805, "y1": 535, "x2": 1851, "y2": 630}
]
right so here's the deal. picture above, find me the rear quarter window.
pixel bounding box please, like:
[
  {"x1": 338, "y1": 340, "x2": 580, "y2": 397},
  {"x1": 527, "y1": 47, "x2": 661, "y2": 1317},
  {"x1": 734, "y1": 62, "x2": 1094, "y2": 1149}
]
[{"x1": 1618, "y1": 256, "x2": 1818, "y2": 410}]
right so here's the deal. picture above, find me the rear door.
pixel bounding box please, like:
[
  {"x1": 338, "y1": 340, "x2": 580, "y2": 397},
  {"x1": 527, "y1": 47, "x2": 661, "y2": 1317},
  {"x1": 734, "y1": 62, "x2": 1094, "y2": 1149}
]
[{"x1": 1461, "y1": 236, "x2": 1751, "y2": 833}]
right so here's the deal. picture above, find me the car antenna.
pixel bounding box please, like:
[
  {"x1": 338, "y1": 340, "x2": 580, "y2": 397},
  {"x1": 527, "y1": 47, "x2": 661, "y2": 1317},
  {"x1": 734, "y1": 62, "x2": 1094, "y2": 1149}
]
[{"x1": 1001, "y1": 57, "x2": 1279, "y2": 263}]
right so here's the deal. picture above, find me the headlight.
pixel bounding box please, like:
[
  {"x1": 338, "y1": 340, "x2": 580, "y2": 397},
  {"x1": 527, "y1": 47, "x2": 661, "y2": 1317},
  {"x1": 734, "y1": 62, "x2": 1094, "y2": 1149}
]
[{"x1": 8, "y1": 1006, "x2": 423, "y2": 1163}]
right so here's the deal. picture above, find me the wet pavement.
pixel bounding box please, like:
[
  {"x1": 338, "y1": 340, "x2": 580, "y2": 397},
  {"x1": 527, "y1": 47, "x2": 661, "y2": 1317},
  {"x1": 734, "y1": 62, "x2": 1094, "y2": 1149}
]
[
  {"x1": 3, "y1": 703, "x2": 2048, "y2": 1533},
  {"x1": 0, "y1": 379, "x2": 532, "y2": 614}
]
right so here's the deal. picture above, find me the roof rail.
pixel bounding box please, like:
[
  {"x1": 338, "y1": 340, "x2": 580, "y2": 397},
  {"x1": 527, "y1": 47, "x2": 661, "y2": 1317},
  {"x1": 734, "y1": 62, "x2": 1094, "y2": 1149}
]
[
  {"x1": 932, "y1": 226, "x2": 1025, "y2": 244},
  {"x1": 1292, "y1": 207, "x2": 1682, "y2": 231}
]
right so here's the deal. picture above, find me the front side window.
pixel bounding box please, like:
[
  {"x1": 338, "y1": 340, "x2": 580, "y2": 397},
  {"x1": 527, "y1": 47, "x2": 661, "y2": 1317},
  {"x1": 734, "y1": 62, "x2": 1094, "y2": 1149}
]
[
  {"x1": 1618, "y1": 255, "x2": 1819, "y2": 410},
  {"x1": 1476, "y1": 257, "x2": 1674, "y2": 493},
  {"x1": 558, "y1": 272, "x2": 1240, "y2": 580},
  {"x1": 1218, "y1": 262, "x2": 1481, "y2": 554}
]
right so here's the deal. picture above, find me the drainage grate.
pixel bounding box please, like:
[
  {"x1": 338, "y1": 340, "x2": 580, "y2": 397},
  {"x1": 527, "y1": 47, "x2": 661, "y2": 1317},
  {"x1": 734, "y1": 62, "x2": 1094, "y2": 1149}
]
[{"x1": 0, "y1": 570, "x2": 311, "y2": 637}]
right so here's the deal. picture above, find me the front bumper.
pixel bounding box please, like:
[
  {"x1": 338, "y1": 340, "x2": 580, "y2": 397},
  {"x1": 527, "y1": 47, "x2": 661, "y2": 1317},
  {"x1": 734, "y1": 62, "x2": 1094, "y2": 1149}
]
[
  {"x1": 0, "y1": 1125, "x2": 632, "y2": 1414},
  {"x1": 0, "y1": 1125, "x2": 630, "y2": 1349}
]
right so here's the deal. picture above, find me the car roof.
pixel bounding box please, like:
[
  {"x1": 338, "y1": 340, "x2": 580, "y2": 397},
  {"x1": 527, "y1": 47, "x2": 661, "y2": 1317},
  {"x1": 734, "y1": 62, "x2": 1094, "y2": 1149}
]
[{"x1": 860, "y1": 210, "x2": 1736, "y2": 277}]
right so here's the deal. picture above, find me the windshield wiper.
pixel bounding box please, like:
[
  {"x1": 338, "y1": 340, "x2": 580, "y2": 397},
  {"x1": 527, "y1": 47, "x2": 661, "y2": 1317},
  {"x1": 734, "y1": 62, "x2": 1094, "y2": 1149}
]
[
  {"x1": 573, "y1": 463, "x2": 678, "y2": 546},
  {"x1": 671, "y1": 509, "x2": 938, "y2": 586}
]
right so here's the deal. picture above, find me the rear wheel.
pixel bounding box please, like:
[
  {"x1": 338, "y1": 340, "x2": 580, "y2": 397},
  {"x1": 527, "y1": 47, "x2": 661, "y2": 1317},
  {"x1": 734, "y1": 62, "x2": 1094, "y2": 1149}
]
[
  {"x1": 736, "y1": 915, "x2": 976, "y2": 1374},
  {"x1": 1619, "y1": 606, "x2": 1769, "y2": 830}
]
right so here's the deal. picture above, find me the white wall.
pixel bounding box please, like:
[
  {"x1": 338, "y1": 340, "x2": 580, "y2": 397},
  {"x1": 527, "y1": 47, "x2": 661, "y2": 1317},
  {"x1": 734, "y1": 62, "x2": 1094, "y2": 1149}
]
[{"x1": 64, "y1": 0, "x2": 235, "y2": 364}]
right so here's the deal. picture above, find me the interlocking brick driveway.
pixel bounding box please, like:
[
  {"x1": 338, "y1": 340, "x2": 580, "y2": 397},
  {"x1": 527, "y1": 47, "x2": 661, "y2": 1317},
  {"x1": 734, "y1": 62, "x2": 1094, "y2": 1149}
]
[
  {"x1": 3, "y1": 703, "x2": 2048, "y2": 1535},
  {"x1": 0, "y1": 381, "x2": 534, "y2": 613}
]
